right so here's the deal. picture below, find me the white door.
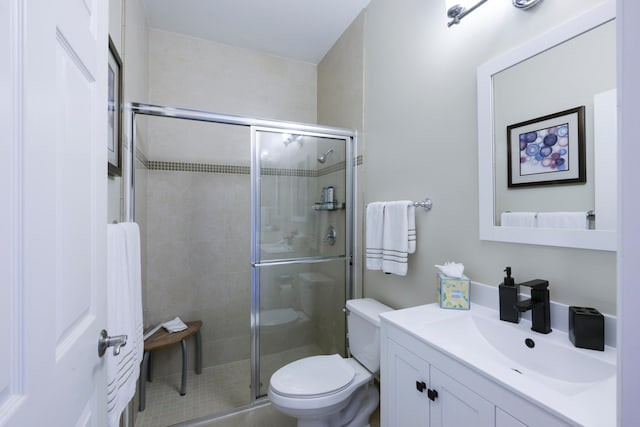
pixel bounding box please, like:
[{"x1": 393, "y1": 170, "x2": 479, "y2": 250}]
[{"x1": 1, "y1": 0, "x2": 109, "y2": 425}]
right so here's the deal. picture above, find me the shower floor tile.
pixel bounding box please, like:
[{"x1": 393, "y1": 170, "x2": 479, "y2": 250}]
[
  {"x1": 134, "y1": 345, "x2": 320, "y2": 427},
  {"x1": 135, "y1": 359, "x2": 250, "y2": 427}
]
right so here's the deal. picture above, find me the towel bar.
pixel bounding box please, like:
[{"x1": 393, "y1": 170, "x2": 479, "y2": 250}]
[
  {"x1": 366, "y1": 198, "x2": 433, "y2": 211},
  {"x1": 413, "y1": 198, "x2": 433, "y2": 211}
]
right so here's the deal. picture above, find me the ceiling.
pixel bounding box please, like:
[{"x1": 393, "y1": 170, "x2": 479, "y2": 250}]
[{"x1": 142, "y1": 0, "x2": 371, "y2": 64}]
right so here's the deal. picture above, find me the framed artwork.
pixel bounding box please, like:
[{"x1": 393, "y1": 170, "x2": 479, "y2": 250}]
[
  {"x1": 507, "y1": 106, "x2": 585, "y2": 188},
  {"x1": 108, "y1": 37, "x2": 122, "y2": 177}
]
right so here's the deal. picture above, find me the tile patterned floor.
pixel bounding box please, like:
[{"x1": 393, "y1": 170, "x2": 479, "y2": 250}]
[
  {"x1": 134, "y1": 345, "x2": 381, "y2": 427},
  {"x1": 135, "y1": 345, "x2": 321, "y2": 427},
  {"x1": 190, "y1": 403, "x2": 380, "y2": 427},
  {"x1": 135, "y1": 359, "x2": 250, "y2": 427}
]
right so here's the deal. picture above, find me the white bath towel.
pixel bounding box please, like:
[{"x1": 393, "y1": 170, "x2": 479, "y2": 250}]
[
  {"x1": 121, "y1": 223, "x2": 143, "y2": 368},
  {"x1": 382, "y1": 201, "x2": 412, "y2": 276},
  {"x1": 106, "y1": 223, "x2": 143, "y2": 427},
  {"x1": 536, "y1": 212, "x2": 589, "y2": 230},
  {"x1": 500, "y1": 212, "x2": 537, "y2": 228},
  {"x1": 366, "y1": 202, "x2": 385, "y2": 270}
]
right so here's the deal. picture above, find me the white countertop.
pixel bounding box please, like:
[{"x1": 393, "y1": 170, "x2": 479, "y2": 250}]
[{"x1": 380, "y1": 302, "x2": 616, "y2": 426}]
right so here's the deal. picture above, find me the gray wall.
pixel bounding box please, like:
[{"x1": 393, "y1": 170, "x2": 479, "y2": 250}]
[
  {"x1": 318, "y1": 11, "x2": 366, "y2": 297},
  {"x1": 362, "y1": 0, "x2": 616, "y2": 314}
]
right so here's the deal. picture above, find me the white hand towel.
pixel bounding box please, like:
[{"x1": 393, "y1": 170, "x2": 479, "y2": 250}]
[
  {"x1": 366, "y1": 202, "x2": 385, "y2": 270},
  {"x1": 106, "y1": 224, "x2": 140, "y2": 427},
  {"x1": 536, "y1": 212, "x2": 588, "y2": 230},
  {"x1": 501, "y1": 212, "x2": 537, "y2": 228},
  {"x1": 382, "y1": 201, "x2": 411, "y2": 276},
  {"x1": 163, "y1": 316, "x2": 188, "y2": 333},
  {"x1": 407, "y1": 204, "x2": 416, "y2": 254}
]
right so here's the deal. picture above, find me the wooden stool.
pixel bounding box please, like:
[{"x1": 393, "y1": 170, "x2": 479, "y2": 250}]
[{"x1": 138, "y1": 320, "x2": 202, "y2": 411}]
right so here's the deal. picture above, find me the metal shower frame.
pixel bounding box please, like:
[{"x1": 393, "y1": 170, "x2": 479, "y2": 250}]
[{"x1": 125, "y1": 102, "x2": 357, "y2": 418}]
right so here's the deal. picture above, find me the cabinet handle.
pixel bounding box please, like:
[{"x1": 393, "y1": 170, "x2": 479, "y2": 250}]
[
  {"x1": 416, "y1": 380, "x2": 427, "y2": 392},
  {"x1": 427, "y1": 388, "x2": 439, "y2": 401}
]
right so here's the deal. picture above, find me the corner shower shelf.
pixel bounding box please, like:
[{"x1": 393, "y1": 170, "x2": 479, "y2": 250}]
[{"x1": 313, "y1": 202, "x2": 345, "y2": 211}]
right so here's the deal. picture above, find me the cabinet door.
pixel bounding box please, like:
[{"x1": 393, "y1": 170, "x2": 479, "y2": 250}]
[
  {"x1": 496, "y1": 408, "x2": 528, "y2": 427},
  {"x1": 385, "y1": 339, "x2": 430, "y2": 426},
  {"x1": 429, "y1": 366, "x2": 495, "y2": 427}
]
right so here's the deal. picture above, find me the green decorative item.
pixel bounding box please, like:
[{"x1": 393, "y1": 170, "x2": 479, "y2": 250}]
[{"x1": 436, "y1": 273, "x2": 470, "y2": 310}]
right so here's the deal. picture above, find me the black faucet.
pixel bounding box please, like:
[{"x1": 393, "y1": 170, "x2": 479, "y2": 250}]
[{"x1": 514, "y1": 279, "x2": 552, "y2": 334}]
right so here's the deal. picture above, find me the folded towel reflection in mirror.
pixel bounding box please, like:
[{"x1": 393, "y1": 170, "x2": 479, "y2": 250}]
[{"x1": 501, "y1": 211, "x2": 591, "y2": 229}]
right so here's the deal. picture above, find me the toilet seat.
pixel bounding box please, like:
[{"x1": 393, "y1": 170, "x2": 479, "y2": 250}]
[
  {"x1": 268, "y1": 356, "x2": 374, "y2": 417},
  {"x1": 270, "y1": 354, "x2": 355, "y2": 398}
]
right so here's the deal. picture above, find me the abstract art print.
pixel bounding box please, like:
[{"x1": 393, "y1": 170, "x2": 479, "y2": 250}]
[{"x1": 507, "y1": 106, "x2": 586, "y2": 187}]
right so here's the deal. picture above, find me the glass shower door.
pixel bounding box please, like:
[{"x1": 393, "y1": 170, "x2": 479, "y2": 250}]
[{"x1": 251, "y1": 128, "x2": 352, "y2": 397}]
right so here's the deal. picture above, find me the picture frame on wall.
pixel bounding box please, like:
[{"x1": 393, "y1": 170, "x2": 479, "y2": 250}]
[
  {"x1": 108, "y1": 37, "x2": 123, "y2": 177},
  {"x1": 507, "y1": 106, "x2": 586, "y2": 188}
]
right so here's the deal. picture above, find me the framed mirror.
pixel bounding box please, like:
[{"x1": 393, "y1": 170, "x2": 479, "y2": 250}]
[{"x1": 477, "y1": 1, "x2": 616, "y2": 251}]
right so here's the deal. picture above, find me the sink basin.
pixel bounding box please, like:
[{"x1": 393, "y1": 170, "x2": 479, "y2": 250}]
[
  {"x1": 416, "y1": 306, "x2": 615, "y2": 396},
  {"x1": 470, "y1": 313, "x2": 614, "y2": 384}
]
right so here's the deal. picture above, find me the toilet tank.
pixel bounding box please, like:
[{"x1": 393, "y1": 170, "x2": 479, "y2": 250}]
[{"x1": 346, "y1": 298, "x2": 393, "y2": 372}]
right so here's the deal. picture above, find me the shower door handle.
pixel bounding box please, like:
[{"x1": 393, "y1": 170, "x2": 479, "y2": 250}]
[{"x1": 98, "y1": 329, "x2": 128, "y2": 357}]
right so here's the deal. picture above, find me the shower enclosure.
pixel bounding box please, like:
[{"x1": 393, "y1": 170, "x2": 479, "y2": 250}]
[{"x1": 128, "y1": 103, "x2": 355, "y2": 425}]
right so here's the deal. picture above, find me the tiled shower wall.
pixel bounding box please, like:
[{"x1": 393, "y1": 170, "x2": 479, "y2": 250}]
[
  {"x1": 142, "y1": 153, "x2": 357, "y2": 377},
  {"x1": 146, "y1": 166, "x2": 252, "y2": 374}
]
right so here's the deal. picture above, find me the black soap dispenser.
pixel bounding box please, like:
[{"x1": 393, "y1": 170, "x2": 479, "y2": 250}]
[{"x1": 499, "y1": 267, "x2": 520, "y2": 323}]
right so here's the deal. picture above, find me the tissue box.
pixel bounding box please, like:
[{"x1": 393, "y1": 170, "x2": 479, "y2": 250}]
[{"x1": 437, "y1": 273, "x2": 470, "y2": 310}]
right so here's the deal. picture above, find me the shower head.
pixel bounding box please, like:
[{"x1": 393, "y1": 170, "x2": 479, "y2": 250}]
[{"x1": 317, "y1": 148, "x2": 334, "y2": 164}]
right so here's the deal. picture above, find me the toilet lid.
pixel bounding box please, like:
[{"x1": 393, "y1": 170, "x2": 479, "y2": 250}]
[{"x1": 270, "y1": 354, "x2": 355, "y2": 397}]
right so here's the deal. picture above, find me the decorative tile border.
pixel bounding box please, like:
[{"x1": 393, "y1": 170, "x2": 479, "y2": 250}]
[
  {"x1": 262, "y1": 167, "x2": 315, "y2": 177},
  {"x1": 141, "y1": 155, "x2": 363, "y2": 177},
  {"x1": 318, "y1": 160, "x2": 346, "y2": 177},
  {"x1": 148, "y1": 161, "x2": 251, "y2": 174}
]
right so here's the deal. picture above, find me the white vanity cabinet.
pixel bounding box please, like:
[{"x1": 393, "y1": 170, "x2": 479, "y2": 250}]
[
  {"x1": 384, "y1": 338, "x2": 429, "y2": 425},
  {"x1": 384, "y1": 337, "x2": 493, "y2": 426},
  {"x1": 380, "y1": 318, "x2": 571, "y2": 427},
  {"x1": 430, "y1": 366, "x2": 495, "y2": 426}
]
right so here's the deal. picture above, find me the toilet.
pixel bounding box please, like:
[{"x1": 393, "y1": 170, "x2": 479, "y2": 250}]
[{"x1": 268, "y1": 298, "x2": 393, "y2": 427}]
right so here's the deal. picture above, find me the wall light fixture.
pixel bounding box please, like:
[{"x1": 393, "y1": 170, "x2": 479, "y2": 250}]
[{"x1": 447, "y1": 0, "x2": 543, "y2": 27}]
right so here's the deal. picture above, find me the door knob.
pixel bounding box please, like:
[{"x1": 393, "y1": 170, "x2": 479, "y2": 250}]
[{"x1": 98, "y1": 329, "x2": 128, "y2": 357}]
